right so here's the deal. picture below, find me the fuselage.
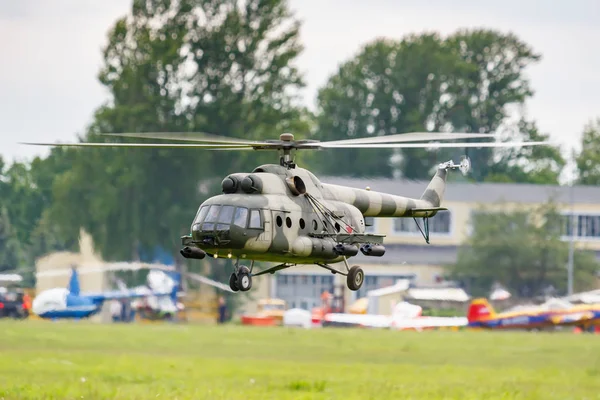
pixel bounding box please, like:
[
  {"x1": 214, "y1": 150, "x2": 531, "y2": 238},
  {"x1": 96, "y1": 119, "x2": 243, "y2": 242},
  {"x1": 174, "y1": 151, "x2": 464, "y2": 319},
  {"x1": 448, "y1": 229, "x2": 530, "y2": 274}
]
[
  {"x1": 188, "y1": 163, "x2": 444, "y2": 264},
  {"x1": 468, "y1": 305, "x2": 600, "y2": 330},
  {"x1": 31, "y1": 288, "x2": 102, "y2": 319}
]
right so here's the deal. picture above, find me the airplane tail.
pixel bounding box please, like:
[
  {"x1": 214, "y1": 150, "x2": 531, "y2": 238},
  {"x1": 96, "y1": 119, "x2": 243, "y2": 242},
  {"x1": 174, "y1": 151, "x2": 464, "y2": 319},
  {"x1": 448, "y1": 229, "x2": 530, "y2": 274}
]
[
  {"x1": 420, "y1": 157, "x2": 471, "y2": 208},
  {"x1": 68, "y1": 267, "x2": 80, "y2": 296},
  {"x1": 146, "y1": 269, "x2": 181, "y2": 302},
  {"x1": 467, "y1": 298, "x2": 495, "y2": 323}
]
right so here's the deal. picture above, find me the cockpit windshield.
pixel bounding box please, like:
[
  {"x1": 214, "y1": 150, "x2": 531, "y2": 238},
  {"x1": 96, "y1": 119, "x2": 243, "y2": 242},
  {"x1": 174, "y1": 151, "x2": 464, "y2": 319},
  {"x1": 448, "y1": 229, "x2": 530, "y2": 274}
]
[
  {"x1": 216, "y1": 205, "x2": 235, "y2": 230},
  {"x1": 193, "y1": 206, "x2": 210, "y2": 225},
  {"x1": 192, "y1": 205, "x2": 262, "y2": 232}
]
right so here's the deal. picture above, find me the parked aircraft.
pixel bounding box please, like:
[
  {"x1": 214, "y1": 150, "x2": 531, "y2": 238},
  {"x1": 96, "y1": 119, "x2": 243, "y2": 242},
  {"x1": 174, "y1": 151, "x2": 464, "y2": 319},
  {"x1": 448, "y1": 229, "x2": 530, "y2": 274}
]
[
  {"x1": 466, "y1": 298, "x2": 600, "y2": 331},
  {"x1": 321, "y1": 301, "x2": 467, "y2": 330},
  {"x1": 31, "y1": 267, "x2": 180, "y2": 320}
]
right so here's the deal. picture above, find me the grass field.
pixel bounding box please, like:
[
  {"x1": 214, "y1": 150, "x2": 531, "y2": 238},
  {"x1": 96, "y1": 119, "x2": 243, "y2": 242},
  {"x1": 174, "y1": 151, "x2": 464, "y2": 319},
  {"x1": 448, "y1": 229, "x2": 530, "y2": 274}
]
[{"x1": 1, "y1": 321, "x2": 600, "y2": 399}]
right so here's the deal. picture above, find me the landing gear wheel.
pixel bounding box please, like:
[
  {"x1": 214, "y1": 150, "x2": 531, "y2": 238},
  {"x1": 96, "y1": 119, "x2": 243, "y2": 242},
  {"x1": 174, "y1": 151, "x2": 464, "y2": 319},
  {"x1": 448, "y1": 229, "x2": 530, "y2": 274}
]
[
  {"x1": 347, "y1": 266, "x2": 364, "y2": 291},
  {"x1": 236, "y1": 266, "x2": 252, "y2": 292},
  {"x1": 229, "y1": 273, "x2": 239, "y2": 292}
]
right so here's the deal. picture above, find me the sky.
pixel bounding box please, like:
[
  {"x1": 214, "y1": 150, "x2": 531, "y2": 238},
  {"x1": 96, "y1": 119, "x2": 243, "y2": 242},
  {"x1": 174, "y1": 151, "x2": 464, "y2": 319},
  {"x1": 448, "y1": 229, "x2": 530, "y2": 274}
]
[{"x1": 1, "y1": 0, "x2": 599, "y2": 169}]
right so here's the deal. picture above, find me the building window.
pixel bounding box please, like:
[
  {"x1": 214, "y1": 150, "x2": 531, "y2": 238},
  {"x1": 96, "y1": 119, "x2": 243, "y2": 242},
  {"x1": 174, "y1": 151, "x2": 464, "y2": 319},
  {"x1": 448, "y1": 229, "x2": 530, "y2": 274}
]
[
  {"x1": 561, "y1": 213, "x2": 600, "y2": 239},
  {"x1": 393, "y1": 211, "x2": 451, "y2": 235},
  {"x1": 275, "y1": 274, "x2": 335, "y2": 311}
]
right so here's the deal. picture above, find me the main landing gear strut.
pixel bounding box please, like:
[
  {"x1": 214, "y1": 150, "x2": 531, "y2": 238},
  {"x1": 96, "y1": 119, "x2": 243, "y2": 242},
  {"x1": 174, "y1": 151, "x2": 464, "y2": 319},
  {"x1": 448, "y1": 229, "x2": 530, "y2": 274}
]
[
  {"x1": 228, "y1": 258, "x2": 365, "y2": 292},
  {"x1": 316, "y1": 257, "x2": 364, "y2": 291}
]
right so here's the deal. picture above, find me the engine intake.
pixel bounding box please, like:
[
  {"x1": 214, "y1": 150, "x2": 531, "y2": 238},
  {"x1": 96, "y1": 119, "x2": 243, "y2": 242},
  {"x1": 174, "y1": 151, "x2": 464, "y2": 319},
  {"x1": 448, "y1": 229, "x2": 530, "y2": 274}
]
[
  {"x1": 241, "y1": 174, "x2": 263, "y2": 194},
  {"x1": 221, "y1": 175, "x2": 239, "y2": 193}
]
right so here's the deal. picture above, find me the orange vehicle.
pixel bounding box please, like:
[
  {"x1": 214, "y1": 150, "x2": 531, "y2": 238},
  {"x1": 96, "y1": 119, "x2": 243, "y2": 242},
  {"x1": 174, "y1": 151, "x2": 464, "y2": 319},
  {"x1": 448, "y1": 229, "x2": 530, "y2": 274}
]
[{"x1": 241, "y1": 298, "x2": 287, "y2": 326}]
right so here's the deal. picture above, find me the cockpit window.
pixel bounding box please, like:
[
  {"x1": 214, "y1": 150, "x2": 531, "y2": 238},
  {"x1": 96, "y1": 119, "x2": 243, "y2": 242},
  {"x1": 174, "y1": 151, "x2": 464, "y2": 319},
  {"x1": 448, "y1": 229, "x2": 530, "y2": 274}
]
[
  {"x1": 204, "y1": 205, "x2": 220, "y2": 223},
  {"x1": 195, "y1": 205, "x2": 258, "y2": 231},
  {"x1": 200, "y1": 205, "x2": 221, "y2": 230},
  {"x1": 194, "y1": 206, "x2": 209, "y2": 224},
  {"x1": 249, "y1": 209, "x2": 262, "y2": 229},
  {"x1": 216, "y1": 205, "x2": 235, "y2": 230},
  {"x1": 234, "y1": 207, "x2": 248, "y2": 228},
  {"x1": 218, "y1": 206, "x2": 235, "y2": 224}
]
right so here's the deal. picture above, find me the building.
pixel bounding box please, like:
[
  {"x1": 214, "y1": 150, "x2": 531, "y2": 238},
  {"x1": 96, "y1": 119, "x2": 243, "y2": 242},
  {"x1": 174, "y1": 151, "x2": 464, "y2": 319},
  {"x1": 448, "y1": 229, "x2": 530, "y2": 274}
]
[{"x1": 254, "y1": 177, "x2": 600, "y2": 313}]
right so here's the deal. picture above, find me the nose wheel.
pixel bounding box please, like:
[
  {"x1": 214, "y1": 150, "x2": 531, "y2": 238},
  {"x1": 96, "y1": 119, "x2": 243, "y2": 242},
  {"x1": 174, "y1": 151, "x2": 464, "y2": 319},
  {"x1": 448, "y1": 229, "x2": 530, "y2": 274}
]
[{"x1": 229, "y1": 265, "x2": 252, "y2": 292}]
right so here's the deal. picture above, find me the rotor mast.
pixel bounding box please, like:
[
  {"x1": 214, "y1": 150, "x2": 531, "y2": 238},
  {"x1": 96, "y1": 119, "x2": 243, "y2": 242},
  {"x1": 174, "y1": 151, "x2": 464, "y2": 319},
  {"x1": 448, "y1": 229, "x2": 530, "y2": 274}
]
[{"x1": 279, "y1": 133, "x2": 296, "y2": 169}]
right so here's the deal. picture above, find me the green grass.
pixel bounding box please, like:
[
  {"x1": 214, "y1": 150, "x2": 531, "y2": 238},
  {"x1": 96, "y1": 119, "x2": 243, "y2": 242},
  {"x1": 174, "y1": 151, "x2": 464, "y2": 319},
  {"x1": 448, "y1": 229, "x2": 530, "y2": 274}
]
[{"x1": 1, "y1": 321, "x2": 600, "y2": 399}]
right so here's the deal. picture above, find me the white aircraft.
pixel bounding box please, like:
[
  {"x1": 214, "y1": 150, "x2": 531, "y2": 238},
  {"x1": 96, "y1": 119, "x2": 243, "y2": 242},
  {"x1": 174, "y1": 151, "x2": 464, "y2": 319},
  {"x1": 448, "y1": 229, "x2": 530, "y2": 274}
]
[{"x1": 322, "y1": 301, "x2": 467, "y2": 330}]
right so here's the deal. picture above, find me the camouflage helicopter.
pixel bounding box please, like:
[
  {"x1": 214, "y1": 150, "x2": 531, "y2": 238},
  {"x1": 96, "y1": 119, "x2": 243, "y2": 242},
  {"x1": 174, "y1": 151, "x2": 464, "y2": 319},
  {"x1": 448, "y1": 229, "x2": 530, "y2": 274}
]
[{"x1": 23, "y1": 131, "x2": 549, "y2": 293}]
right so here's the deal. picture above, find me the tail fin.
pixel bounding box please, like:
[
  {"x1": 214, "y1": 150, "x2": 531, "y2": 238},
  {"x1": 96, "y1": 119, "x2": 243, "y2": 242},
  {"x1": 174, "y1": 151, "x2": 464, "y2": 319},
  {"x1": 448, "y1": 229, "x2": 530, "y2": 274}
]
[
  {"x1": 68, "y1": 267, "x2": 80, "y2": 296},
  {"x1": 467, "y1": 298, "x2": 495, "y2": 323},
  {"x1": 421, "y1": 157, "x2": 471, "y2": 207}
]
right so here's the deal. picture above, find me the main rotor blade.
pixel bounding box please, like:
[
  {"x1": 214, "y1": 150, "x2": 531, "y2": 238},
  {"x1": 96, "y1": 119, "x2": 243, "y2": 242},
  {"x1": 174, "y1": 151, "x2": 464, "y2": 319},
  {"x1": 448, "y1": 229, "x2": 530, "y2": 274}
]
[
  {"x1": 320, "y1": 141, "x2": 552, "y2": 149},
  {"x1": 19, "y1": 142, "x2": 254, "y2": 149},
  {"x1": 322, "y1": 132, "x2": 494, "y2": 145},
  {"x1": 101, "y1": 132, "x2": 262, "y2": 145}
]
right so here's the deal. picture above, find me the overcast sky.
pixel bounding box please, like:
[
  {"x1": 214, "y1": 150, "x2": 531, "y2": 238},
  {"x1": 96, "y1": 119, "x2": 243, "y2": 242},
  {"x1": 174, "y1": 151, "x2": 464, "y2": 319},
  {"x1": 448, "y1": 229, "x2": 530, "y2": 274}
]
[{"x1": 1, "y1": 0, "x2": 599, "y2": 166}]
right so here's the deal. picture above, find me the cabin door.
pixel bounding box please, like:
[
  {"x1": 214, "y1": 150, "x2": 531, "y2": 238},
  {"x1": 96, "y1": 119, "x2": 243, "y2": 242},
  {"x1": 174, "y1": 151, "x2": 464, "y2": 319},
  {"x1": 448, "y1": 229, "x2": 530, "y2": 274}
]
[{"x1": 257, "y1": 208, "x2": 272, "y2": 243}]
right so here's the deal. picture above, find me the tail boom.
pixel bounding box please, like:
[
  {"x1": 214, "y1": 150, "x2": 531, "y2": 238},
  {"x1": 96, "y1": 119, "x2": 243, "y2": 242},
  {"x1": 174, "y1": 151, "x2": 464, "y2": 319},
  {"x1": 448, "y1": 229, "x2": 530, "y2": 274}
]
[{"x1": 321, "y1": 158, "x2": 467, "y2": 218}]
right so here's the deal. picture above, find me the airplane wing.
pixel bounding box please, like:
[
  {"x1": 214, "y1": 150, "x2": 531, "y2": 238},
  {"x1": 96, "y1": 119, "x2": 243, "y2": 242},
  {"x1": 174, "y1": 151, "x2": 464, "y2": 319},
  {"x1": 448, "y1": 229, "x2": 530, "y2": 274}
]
[
  {"x1": 322, "y1": 313, "x2": 392, "y2": 328},
  {"x1": 390, "y1": 316, "x2": 468, "y2": 330},
  {"x1": 549, "y1": 311, "x2": 597, "y2": 325}
]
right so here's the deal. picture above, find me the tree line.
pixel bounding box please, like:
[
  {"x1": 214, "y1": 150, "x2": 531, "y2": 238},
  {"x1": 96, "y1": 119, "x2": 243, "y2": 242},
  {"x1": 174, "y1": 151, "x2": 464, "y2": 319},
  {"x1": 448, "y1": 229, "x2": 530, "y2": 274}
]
[{"x1": 1, "y1": 0, "x2": 599, "y2": 296}]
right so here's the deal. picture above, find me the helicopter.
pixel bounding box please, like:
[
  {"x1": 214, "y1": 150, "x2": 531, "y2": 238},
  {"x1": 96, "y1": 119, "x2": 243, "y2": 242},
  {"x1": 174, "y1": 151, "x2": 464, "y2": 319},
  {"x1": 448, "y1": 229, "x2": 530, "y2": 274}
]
[{"x1": 22, "y1": 131, "x2": 550, "y2": 293}]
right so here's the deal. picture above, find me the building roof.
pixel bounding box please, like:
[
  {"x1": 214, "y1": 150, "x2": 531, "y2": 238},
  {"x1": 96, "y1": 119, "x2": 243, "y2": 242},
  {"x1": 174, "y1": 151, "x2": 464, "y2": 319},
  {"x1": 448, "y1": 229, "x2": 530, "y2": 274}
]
[{"x1": 321, "y1": 176, "x2": 600, "y2": 205}]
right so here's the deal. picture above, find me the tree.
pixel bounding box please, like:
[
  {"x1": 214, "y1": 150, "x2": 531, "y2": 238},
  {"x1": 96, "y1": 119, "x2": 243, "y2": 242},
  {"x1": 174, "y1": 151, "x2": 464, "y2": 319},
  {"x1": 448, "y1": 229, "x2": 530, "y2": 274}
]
[
  {"x1": 311, "y1": 29, "x2": 542, "y2": 181},
  {"x1": 576, "y1": 118, "x2": 600, "y2": 185},
  {"x1": 0, "y1": 151, "x2": 77, "y2": 271},
  {"x1": 449, "y1": 200, "x2": 599, "y2": 298},
  {"x1": 485, "y1": 118, "x2": 566, "y2": 184},
  {"x1": 440, "y1": 29, "x2": 541, "y2": 182},
  {"x1": 0, "y1": 206, "x2": 23, "y2": 272},
  {"x1": 47, "y1": 0, "x2": 309, "y2": 268}
]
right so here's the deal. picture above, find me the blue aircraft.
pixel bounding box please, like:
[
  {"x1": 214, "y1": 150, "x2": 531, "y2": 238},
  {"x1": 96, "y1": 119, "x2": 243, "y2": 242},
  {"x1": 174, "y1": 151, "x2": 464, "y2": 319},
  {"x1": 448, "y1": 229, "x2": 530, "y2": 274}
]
[{"x1": 31, "y1": 267, "x2": 180, "y2": 320}]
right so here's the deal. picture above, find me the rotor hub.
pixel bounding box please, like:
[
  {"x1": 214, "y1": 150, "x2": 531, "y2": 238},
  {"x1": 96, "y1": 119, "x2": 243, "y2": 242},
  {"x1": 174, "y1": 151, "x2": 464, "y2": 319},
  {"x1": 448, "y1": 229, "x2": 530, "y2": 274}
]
[{"x1": 280, "y1": 133, "x2": 294, "y2": 142}]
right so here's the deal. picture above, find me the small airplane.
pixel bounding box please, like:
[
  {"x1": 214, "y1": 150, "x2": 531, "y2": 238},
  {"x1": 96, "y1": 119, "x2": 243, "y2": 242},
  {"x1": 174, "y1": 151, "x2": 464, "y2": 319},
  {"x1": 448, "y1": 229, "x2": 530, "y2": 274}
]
[
  {"x1": 23, "y1": 131, "x2": 551, "y2": 293},
  {"x1": 466, "y1": 297, "x2": 600, "y2": 331},
  {"x1": 321, "y1": 301, "x2": 467, "y2": 330},
  {"x1": 31, "y1": 267, "x2": 180, "y2": 320}
]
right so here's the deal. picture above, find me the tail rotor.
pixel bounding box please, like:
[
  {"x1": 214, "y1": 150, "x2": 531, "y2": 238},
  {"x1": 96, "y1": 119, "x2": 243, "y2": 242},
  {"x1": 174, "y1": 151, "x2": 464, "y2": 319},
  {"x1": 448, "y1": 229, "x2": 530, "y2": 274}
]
[{"x1": 438, "y1": 156, "x2": 472, "y2": 176}]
